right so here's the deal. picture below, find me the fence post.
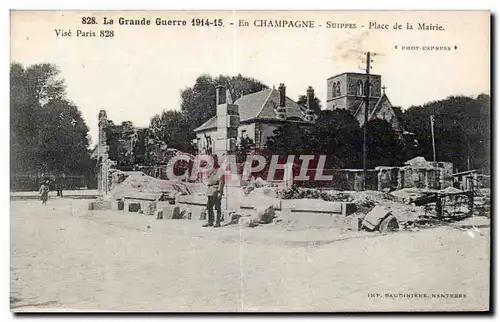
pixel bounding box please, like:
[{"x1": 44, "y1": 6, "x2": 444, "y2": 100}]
[
  {"x1": 284, "y1": 163, "x2": 293, "y2": 189},
  {"x1": 436, "y1": 194, "x2": 443, "y2": 219},
  {"x1": 467, "y1": 191, "x2": 474, "y2": 217}
]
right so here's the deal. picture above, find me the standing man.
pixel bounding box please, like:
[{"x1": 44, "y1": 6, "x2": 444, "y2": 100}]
[
  {"x1": 203, "y1": 168, "x2": 225, "y2": 228},
  {"x1": 56, "y1": 176, "x2": 64, "y2": 198}
]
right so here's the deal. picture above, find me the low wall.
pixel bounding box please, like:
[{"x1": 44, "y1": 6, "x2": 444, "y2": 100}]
[
  {"x1": 294, "y1": 169, "x2": 378, "y2": 191},
  {"x1": 293, "y1": 164, "x2": 453, "y2": 192}
]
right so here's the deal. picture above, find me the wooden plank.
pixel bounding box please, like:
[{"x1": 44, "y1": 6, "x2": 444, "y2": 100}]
[{"x1": 451, "y1": 170, "x2": 478, "y2": 177}]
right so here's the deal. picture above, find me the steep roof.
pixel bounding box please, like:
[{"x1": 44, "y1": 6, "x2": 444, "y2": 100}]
[
  {"x1": 194, "y1": 88, "x2": 309, "y2": 132},
  {"x1": 354, "y1": 93, "x2": 403, "y2": 132},
  {"x1": 194, "y1": 116, "x2": 217, "y2": 132}
]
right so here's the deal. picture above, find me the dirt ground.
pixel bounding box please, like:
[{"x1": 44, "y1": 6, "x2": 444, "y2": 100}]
[{"x1": 10, "y1": 199, "x2": 490, "y2": 312}]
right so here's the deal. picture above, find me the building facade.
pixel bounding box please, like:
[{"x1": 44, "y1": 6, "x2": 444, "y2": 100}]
[
  {"x1": 193, "y1": 84, "x2": 316, "y2": 155},
  {"x1": 193, "y1": 73, "x2": 405, "y2": 157},
  {"x1": 326, "y1": 72, "x2": 402, "y2": 132}
]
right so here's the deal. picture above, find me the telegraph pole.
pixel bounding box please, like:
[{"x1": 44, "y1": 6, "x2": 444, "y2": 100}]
[
  {"x1": 363, "y1": 52, "x2": 371, "y2": 190},
  {"x1": 430, "y1": 115, "x2": 436, "y2": 163}
]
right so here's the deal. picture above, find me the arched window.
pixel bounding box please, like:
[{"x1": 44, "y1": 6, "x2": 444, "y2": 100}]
[
  {"x1": 332, "y1": 82, "x2": 337, "y2": 97},
  {"x1": 357, "y1": 80, "x2": 364, "y2": 96},
  {"x1": 336, "y1": 81, "x2": 341, "y2": 97}
]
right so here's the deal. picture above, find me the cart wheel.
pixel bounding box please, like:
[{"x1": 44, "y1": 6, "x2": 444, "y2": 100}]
[{"x1": 379, "y1": 214, "x2": 399, "y2": 233}]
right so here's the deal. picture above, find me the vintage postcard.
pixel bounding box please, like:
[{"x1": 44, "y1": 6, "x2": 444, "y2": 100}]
[{"x1": 10, "y1": 10, "x2": 491, "y2": 312}]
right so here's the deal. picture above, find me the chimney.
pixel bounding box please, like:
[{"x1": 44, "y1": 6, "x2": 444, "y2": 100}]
[
  {"x1": 226, "y1": 88, "x2": 233, "y2": 104},
  {"x1": 216, "y1": 85, "x2": 225, "y2": 105},
  {"x1": 278, "y1": 83, "x2": 286, "y2": 107},
  {"x1": 305, "y1": 86, "x2": 315, "y2": 122},
  {"x1": 306, "y1": 86, "x2": 314, "y2": 110}
]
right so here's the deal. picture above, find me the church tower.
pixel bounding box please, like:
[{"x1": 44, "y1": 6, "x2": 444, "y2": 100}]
[{"x1": 326, "y1": 72, "x2": 382, "y2": 115}]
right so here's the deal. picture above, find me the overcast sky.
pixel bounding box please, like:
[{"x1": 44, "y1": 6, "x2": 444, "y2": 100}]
[{"x1": 11, "y1": 10, "x2": 490, "y2": 144}]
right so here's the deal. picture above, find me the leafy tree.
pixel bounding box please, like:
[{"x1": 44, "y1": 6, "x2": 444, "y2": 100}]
[
  {"x1": 37, "y1": 99, "x2": 90, "y2": 175},
  {"x1": 297, "y1": 93, "x2": 322, "y2": 114},
  {"x1": 265, "y1": 122, "x2": 310, "y2": 156},
  {"x1": 217, "y1": 74, "x2": 268, "y2": 101},
  {"x1": 365, "y1": 118, "x2": 404, "y2": 168},
  {"x1": 131, "y1": 128, "x2": 152, "y2": 165},
  {"x1": 180, "y1": 74, "x2": 217, "y2": 133},
  {"x1": 24, "y1": 63, "x2": 65, "y2": 104},
  {"x1": 10, "y1": 62, "x2": 92, "y2": 190},
  {"x1": 265, "y1": 109, "x2": 362, "y2": 168},
  {"x1": 104, "y1": 122, "x2": 129, "y2": 167},
  {"x1": 310, "y1": 110, "x2": 362, "y2": 168},
  {"x1": 401, "y1": 94, "x2": 490, "y2": 173},
  {"x1": 148, "y1": 74, "x2": 267, "y2": 157},
  {"x1": 392, "y1": 106, "x2": 404, "y2": 121},
  {"x1": 180, "y1": 74, "x2": 267, "y2": 135},
  {"x1": 149, "y1": 110, "x2": 192, "y2": 152},
  {"x1": 236, "y1": 136, "x2": 256, "y2": 163},
  {"x1": 11, "y1": 63, "x2": 41, "y2": 175}
]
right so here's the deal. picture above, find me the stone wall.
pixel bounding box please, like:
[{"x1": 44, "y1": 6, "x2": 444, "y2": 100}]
[
  {"x1": 379, "y1": 165, "x2": 452, "y2": 191},
  {"x1": 294, "y1": 169, "x2": 378, "y2": 191},
  {"x1": 293, "y1": 163, "x2": 452, "y2": 192}
]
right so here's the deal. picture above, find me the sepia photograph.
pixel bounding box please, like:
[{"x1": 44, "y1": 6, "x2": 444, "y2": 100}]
[{"x1": 9, "y1": 10, "x2": 491, "y2": 312}]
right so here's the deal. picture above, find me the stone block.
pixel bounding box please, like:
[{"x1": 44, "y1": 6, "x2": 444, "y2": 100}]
[
  {"x1": 343, "y1": 216, "x2": 362, "y2": 231},
  {"x1": 178, "y1": 194, "x2": 208, "y2": 207},
  {"x1": 200, "y1": 209, "x2": 207, "y2": 220},
  {"x1": 272, "y1": 217, "x2": 282, "y2": 224},
  {"x1": 88, "y1": 200, "x2": 112, "y2": 211},
  {"x1": 158, "y1": 205, "x2": 181, "y2": 219},
  {"x1": 111, "y1": 199, "x2": 125, "y2": 211},
  {"x1": 239, "y1": 216, "x2": 259, "y2": 228},
  {"x1": 128, "y1": 202, "x2": 141, "y2": 212},
  {"x1": 179, "y1": 206, "x2": 194, "y2": 220},
  {"x1": 222, "y1": 213, "x2": 241, "y2": 226},
  {"x1": 141, "y1": 201, "x2": 157, "y2": 215},
  {"x1": 281, "y1": 199, "x2": 356, "y2": 216},
  {"x1": 255, "y1": 205, "x2": 276, "y2": 224},
  {"x1": 183, "y1": 205, "x2": 205, "y2": 220},
  {"x1": 361, "y1": 206, "x2": 392, "y2": 231},
  {"x1": 342, "y1": 203, "x2": 357, "y2": 216}
]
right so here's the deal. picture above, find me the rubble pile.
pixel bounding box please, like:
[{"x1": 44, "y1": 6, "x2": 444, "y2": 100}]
[
  {"x1": 344, "y1": 191, "x2": 397, "y2": 214},
  {"x1": 243, "y1": 178, "x2": 280, "y2": 196},
  {"x1": 440, "y1": 186, "x2": 462, "y2": 194},
  {"x1": 239, "y1": 205, "x2": 277, "y2": 228},
  {"x1": 246, "y1": 186, "x2": 279, "y2": 199},
  {"x1": 473, "y1": 190, "x2": 491, "y2": 218},
  {"x1": 278, "y1": 186, "x2": 352, "y2": 202},
  {"x1": 390, "y1": 188, "x2": 430, "y2": 204},
  {"x1": 109, "y1": 169, "x2": 131, "y2": 189},
  {"x1": 109, "y1": 171, "x2": 204, "y2": 199},
  {"x1": 401, "y1": 216, "x2": 441, "y2": 231}
]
